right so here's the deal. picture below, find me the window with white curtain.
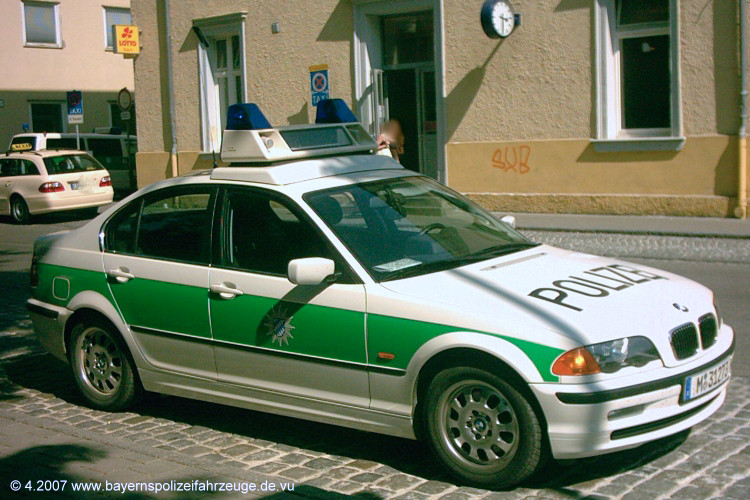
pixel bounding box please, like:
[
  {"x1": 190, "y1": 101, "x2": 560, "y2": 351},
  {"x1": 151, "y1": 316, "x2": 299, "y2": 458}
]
[{"x1": 23, "y1": 1, "x2": 61, "y2": 47}]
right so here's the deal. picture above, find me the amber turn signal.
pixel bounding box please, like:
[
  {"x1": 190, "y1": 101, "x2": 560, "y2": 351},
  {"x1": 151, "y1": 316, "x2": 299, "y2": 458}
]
[{"x1": 552, "y1": 347, "x2": 602, "y2": 376}]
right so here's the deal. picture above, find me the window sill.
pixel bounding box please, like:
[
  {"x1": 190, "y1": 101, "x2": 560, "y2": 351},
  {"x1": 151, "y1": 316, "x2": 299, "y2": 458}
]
[
  {"x1": 24, "y1": 42, "x2": 63, "y2": 49},
  {"x1": 592, "y1": 137, "x2": 686, "y2": 153}
]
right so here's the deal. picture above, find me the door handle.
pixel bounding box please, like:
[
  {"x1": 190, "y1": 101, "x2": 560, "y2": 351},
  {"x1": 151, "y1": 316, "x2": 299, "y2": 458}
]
[
  {"x1": 107, "y1": 267, "x2": 135, "y2": 283},
  {"x1": 4, "y1": 182, "x2": 11, "y2": 187},
  {"x1": 210, "y1": 282, "x2": 243, "y2": 300}
]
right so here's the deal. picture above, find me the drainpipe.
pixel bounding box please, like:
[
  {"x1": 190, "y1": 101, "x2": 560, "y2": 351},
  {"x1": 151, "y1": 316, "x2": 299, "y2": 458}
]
[
  {"x1": 737, "y1": 0, "x2": 748, "y2": 218},
  {"x1": 164, "y1": 0, "x2": 178, "y2": 178}
]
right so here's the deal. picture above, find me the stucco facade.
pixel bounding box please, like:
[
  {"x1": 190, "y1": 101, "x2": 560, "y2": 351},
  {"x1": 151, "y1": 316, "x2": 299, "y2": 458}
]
[
  {"x1": 132, "y1": 0, "x2": 748, "y2": 217},
  {"x1": 0, "y1": 0, "x2": 135, "y2": 147}
]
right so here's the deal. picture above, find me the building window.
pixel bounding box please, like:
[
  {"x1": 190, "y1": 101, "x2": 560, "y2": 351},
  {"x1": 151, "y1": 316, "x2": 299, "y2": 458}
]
[
  {"x1": 103, "y1": 7, "x2": 132, "y2": 50},
  {"x1": 596, "y1": 0, "x2": 680, "y2": 140},
  {"x1": 22, "y1": 1, "x2": 61, "y2": 48},
  {"x1": 194, "y1": 13, "x2": 247, "y2": 153},
  {"x1": 30, "y1": 102, "x2": 63, "y2": 132}
]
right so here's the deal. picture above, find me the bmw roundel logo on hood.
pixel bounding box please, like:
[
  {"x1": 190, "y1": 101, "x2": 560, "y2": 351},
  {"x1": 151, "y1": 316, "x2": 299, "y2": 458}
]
[{"x1": 673, "y1": 303, "x2": 689, "y2": 312}]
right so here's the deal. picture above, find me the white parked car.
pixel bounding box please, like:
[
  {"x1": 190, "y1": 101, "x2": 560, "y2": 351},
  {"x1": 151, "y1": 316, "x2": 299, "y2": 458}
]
[
  {"x1": 26, "y1": 102, "x2": 733, "y2": 488},
  {"x1": 0, "y1": 150, "x2": 114, "y2": 224}
]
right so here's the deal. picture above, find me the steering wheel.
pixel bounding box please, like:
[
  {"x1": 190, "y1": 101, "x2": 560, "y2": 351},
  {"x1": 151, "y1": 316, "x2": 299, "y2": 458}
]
[{"x1": 419, "y1": 223, "x2": 446, "y2": 236}]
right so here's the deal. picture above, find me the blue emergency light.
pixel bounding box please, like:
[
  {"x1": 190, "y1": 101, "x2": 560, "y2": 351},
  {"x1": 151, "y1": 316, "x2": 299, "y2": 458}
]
[
  {"x1": 226, "y1": 103, "x2": 272, "y2": 130},
  {"x1": 315, "y1": 99, "x2": 357, "y2": 124}
]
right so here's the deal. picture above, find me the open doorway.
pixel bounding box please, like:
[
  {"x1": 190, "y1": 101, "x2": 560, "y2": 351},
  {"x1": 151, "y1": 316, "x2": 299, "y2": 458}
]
[{"x1": 354, "y1": 1, "x2": 444, "y2": 181}]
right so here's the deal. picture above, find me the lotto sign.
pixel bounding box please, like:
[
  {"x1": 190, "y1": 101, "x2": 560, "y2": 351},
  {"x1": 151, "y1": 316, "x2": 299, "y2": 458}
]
[
  {"x1": 309, "y1": 64, "x2": 330, "y2": 107},
  {"x1": 67, "y1": 91, "x2": 83, "y2": 124},
  {"x1": 113, "y1": 25, "x2": 140, "y2": 54}
]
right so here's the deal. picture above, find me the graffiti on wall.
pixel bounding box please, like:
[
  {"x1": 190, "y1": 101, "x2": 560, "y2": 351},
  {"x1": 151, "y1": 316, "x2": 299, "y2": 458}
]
[{"x1": 491, "y1": 145, "x2": 531, "y2": 174}]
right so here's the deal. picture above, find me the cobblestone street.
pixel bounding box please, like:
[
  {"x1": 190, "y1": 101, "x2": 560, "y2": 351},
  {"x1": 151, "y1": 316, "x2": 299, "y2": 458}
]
[{"x1": 1, "y1": 227, "x2": 749, "y2": 498}]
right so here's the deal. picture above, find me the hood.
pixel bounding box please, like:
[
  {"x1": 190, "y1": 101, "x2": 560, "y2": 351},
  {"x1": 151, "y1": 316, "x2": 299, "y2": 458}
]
[{"x1": 380, "y1": 245, "x2": 714, "y2": 367}]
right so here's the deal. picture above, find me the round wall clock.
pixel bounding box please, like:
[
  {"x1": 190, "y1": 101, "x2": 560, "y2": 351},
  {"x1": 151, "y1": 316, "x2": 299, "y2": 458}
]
[{"x1": 481, "y1": 0, "x2": 516, "y2": 39}]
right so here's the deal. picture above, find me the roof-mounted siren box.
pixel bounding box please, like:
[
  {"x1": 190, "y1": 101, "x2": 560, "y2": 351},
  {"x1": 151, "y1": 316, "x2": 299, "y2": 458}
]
[{"x1": 221, "y1": 100, "x2": 378, "y2": 164}]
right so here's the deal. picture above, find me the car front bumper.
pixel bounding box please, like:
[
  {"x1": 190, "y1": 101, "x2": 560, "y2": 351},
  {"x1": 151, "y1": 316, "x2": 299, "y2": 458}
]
[{"x1": 531, "y1": 324, "x2": 734, "y2": 459}]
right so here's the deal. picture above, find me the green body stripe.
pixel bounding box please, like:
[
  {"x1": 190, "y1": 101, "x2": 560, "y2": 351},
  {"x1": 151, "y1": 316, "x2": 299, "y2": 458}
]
[
  {"x1": 34, "y1": 263, "x2": 114, "y2": 308},
  {"x1": 367, "y1": 314, "x2": 562, "y2": 382},
  {"x1": 34, "y1": 263, "x2": 563, "y2": 382}
]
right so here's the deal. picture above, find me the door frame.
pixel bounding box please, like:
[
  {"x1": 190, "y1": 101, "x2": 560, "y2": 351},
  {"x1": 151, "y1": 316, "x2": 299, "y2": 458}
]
[{"x1": 353, "y1": 0, "x2": 447, "y2": 183}]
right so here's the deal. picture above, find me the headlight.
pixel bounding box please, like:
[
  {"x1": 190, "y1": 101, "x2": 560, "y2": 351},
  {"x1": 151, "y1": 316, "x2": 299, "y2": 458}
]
[{"x1": 552, "y1": 336, "x2": 662, "y2": 376}]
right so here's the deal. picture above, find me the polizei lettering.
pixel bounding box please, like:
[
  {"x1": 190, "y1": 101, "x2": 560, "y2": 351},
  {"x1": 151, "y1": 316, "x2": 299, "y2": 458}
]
[{"x1": 528, "y1": 264, "x2": 666, "y2": 312}]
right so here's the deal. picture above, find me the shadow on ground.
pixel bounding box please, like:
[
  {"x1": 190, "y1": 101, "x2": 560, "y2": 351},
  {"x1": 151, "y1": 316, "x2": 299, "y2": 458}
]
[{"x1": 1, "y1": 344, "x2": 693, "y2": 493}]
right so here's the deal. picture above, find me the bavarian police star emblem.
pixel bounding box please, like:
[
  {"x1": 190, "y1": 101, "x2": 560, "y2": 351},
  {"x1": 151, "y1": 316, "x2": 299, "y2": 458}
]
[{"x1": 265, "y1": 308, "x2": 295, "y2": 346}]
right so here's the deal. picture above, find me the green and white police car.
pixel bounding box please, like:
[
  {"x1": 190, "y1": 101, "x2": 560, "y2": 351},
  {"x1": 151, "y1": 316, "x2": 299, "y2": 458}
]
[{"x1": 27, "y1": 101, "x2": 733, "y2": 488}]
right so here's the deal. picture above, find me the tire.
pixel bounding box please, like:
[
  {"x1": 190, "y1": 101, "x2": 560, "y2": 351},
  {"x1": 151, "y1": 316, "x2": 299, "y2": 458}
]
[
  {"x1": 10, "y1": 196, "x2": 30, "y2": 224},
  {"x1": 68, "y1": 318, "x2": 141, "y2": 411},
  {"x1": 424, "y1": 367, "x2": 547, "y2": 489}
]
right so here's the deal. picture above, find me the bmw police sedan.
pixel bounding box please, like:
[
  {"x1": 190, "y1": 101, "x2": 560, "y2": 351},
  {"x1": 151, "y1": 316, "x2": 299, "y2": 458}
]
[{"x1": 27, "y1": 101, "x2": 733, "y2": 489}]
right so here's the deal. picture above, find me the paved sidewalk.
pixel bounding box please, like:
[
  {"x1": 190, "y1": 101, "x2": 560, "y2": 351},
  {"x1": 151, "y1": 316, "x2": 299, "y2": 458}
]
[{"x1": 505, "y1": 213, "x2": 750, "y2": 238}]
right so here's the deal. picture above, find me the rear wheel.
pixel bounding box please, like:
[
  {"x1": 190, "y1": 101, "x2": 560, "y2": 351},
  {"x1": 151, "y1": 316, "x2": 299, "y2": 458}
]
[
  {"x1": 69, "y1": 319, "x2": 140, "y2": 411},
  {"x1": 10, "y1": 196, "x2": 30, "y2": 224},
  {"x1": 424, "y1": 367, "x2": 547, "y2": 489}
]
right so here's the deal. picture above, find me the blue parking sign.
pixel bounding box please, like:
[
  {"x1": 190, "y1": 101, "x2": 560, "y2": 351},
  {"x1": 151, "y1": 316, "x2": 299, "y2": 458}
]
[
  {"x1": 67, "y1": 91, "x2": 83, "y2": 124},
  {"x1": 309, "y1": 65, "x2": 330, "y2": 107}
]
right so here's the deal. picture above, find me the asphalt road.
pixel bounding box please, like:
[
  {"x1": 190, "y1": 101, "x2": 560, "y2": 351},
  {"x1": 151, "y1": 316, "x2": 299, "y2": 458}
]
[{"x1": 1, "y1": 212, "x2": 748, "y2": 377}]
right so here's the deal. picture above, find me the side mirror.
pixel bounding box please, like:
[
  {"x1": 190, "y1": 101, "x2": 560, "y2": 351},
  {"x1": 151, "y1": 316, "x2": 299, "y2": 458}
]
[
  {"x1": 288, "y1": 258, "x2": 335, "y2": 286},
  {"x1": 500, "y1": 215, "x2": 516, "y2": 229}
]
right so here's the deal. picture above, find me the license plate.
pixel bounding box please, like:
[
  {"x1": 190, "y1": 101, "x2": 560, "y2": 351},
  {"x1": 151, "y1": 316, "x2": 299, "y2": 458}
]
[
  {"x1": 70, "y1": 182, "x2": 79, "y2": 190},
  {"x1": 683, "y1": 357, "x2": 731, "y2": 402}
]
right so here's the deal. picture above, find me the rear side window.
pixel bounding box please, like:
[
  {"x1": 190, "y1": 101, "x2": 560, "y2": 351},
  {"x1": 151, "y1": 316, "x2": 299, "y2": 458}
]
[
  {"x1": 105, "y1": 186, "x2": 216, "y2": 265},
  {"x1": 43, "y1": 154, "x2": 104, "y2": 174},
  {"x1": 20, "y1": 160, "x2": 40, "y2": 175}
]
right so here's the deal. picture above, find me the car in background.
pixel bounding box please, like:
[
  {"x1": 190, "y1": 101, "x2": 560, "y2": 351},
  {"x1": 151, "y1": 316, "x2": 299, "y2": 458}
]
[
  {"x1": 0, "y1": 150, "x2": 113, "y2": 224},
  {"x1": 9, "y1": 132, "x2": 137, "y2": 196}
]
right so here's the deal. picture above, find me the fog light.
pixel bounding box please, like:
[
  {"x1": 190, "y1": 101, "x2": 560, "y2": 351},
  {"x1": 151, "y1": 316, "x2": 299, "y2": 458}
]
[{"x1": 608, "y1": 405, "x2": 645, "y2": 421}]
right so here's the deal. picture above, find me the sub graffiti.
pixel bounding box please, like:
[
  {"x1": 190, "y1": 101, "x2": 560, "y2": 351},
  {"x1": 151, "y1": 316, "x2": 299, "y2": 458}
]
[{"x1": 491, "y1": 145, "x2": 531, "y2": 174}]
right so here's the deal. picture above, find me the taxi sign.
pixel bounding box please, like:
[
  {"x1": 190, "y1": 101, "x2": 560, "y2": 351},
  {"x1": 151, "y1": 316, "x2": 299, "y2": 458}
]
[
  {"x1": 11, "y1": 142, "x2": 33, "y2": 151},
  {"x1": 67, "y1": 91, "x2": 83, "y2": 125},
  {"x1": 309, "y1": 64, "x2": 330, "y2": 107},
  {"x1": 113, "y1": 25, "x2": 140, "y2": 54}
]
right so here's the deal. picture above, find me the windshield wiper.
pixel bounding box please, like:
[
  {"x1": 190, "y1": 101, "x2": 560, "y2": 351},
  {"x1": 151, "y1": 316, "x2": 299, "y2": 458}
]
[{"x1": 470, "y1": 241, "x2": 541, "y2": 259}]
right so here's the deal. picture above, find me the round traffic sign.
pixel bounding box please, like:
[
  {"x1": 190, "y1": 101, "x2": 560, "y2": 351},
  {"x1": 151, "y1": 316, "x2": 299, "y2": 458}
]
[
  {"x1": 68, "y1": 92, "x2": 81, "y2": 107},
  {"x1": 117, "y1": 87, "x2": 132, "y2": 111},
  {"x1": 312, "y1": 72, "x2": 328, "y2": 92}
]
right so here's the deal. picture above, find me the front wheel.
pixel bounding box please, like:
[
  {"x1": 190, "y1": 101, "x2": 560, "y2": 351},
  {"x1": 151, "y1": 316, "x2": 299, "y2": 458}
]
[
  {"x1": 424, "y1": 367, "x2": 547, "y2": 489},
  {"x1": 69, "y1": 319, "x2": 140, "y2": 411}
]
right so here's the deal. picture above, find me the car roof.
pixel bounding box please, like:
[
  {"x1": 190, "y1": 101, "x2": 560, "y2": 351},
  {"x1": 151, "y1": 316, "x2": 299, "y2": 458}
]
[
  {"x1": 3, "y1": 149, "x2": 89, "y2": 159},
  {"x1": 209, "y1": 153, "x2": 405, "y2": 186}
]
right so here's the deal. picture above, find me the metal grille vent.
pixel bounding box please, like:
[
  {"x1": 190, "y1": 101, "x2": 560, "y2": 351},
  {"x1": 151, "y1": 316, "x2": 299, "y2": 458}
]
[
  {"x1": 698, "y1": 314, "x2": 718, "y2": 349},
  {"x1": 670, "y1": 323, "x2": 699, "y2": 360}
]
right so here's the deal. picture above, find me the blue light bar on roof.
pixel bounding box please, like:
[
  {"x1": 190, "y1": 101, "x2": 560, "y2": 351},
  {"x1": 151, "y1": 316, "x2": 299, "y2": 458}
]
[
  {"x1": 226, "y1": 103, "x2": 272, "y2": 130},
  {"x1": 315, "y1": 98, "x2": 357, "y2": 124}
]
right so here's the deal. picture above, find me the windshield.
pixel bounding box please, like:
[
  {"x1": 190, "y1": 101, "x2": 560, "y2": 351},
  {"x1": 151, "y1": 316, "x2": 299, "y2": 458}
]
[
  {"x1": 43, "y1": 154, "x2": 104, "y2": 175},
  {"x1": 304, "y1": 176, "x2": 538, "y2": 281}
]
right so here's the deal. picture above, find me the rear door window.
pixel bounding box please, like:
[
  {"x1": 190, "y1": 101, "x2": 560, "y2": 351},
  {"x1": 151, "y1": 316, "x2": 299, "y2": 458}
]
[{"x1": 105, "y1": 185, "x2": 217, "y2": 266}]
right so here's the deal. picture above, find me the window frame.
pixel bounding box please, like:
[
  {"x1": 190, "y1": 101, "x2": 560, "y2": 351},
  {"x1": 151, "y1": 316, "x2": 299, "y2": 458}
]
[
  {"x1": 193, "y1": 13, "x2": 248, "y2": 154},
  {"x1": 102, "y1": 184, "x2": 219, "y2": 267},
  {"x1": 21, "y1": 0, "x2": 62, "y2": 49},
  {"x1": 102, "y1": 6, "x2": 132, "y2": 51},
  {"x1": 594, "y1": 0, "x2": 683, "y2": 150},
  {"x1": 28, "y1": 101, "x2": 65, "y2": 133},
  {"x1": 213, "y1": 185, "x2": 360, "y2": 284}
]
